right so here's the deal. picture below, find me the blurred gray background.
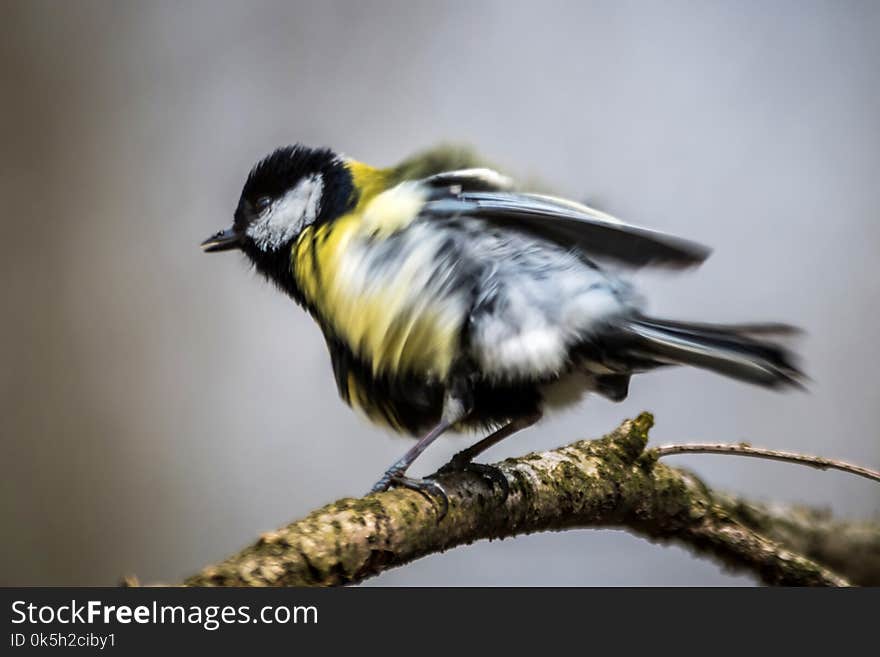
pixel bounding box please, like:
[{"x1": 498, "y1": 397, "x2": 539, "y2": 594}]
[{"x1": 2, "y1": 0, "x2": 878, "y2": 586}]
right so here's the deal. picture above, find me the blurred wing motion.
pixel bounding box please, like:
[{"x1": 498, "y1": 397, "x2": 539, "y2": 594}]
[
  {"x1": 421, "y1": 167, "x2": 515, "y2": 192},
  {"x1": 289, "y1": 163, "x2": 799, "y2": 435},
  {"x1": 421, "y1": 169, "x2": 711, "y2": 269}
]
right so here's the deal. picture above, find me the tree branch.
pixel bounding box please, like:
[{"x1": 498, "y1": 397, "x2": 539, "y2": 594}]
[
  {"x1": 180, "y1": 413, "x2": 880, "y2": 587},
  {"x1": 717, "y1": 495, "x2": 880, "y2": 586},
  {"x1": 656, "y1": 443, "x2": 880, "y2": 483}
]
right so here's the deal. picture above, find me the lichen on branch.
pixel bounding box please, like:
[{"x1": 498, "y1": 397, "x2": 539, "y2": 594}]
[{"x1": 182, "y1": 413, "x2": 875, "y2": 587}]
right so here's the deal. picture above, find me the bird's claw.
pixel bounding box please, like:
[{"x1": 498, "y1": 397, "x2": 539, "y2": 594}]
[
  {"x1": 369, "y1": 471, "x2": 450, "y2": 521},
  {"x1": 431, "y1": 457, "x2": 510, "y2": 502}
]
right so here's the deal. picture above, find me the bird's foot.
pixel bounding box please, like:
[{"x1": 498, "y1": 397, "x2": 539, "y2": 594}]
[
  {"x1": 369, "y1": 469, "x2": 450, "y2": 521},
  {"x1": 431, "y1": 455, "x2": 510, "y2": 502}
]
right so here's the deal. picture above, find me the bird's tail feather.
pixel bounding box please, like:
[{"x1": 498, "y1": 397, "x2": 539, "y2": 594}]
[{"x1": 621, "y1": 316, "x2": 805, "y2": 389}]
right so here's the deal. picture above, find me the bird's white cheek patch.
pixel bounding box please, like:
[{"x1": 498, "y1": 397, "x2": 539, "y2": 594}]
[{"x1": 247, "y1": 174, "x2": 323, "y2": 251}]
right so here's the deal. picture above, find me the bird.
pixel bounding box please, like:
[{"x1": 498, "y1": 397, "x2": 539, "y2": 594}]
[{"x1": 201, "y1": 143, "x2": 803, "y2": 517}]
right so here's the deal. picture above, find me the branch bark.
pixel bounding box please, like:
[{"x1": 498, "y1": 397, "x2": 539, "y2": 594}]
[
  {"x1": 183, "y1": 413, "x2": 878, "y2": 587},
  {"x1": 716, "y1": 495, "x2": 880, "y2": 586}
]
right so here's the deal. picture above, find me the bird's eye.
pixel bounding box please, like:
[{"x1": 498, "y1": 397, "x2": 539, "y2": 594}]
[{"x1": 255, "y1": 196, "x2": 272, "y2": 212}]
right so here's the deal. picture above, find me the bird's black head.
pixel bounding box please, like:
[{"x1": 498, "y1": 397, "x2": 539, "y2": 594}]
[{"x1": 201, "y1": 144, "x2": 355, "y2": 297}]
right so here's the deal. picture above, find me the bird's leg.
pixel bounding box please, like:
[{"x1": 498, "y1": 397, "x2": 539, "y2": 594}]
[
  {"x1": 369, "y1": 420, "x2": 452, "y2": 494},
  {"x1": 369, "y1": 395, "x2": 470, "y2": 520},
  {"x1": 432, "y1": 412, "x2": 542, "y2": 501},
  {"x1": 446, "y1": 412, "x2": 542, "y2": 465}
]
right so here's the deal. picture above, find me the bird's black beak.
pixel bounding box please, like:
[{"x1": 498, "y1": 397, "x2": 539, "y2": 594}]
[{"x1": 201, "y1": 227, "x2": 241, "y2": 253}]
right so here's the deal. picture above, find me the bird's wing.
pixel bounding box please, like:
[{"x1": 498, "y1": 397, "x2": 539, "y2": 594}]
[
  {"x1": 421, "y1": 187, "x2": 711, "y2": 269},
  {"x1": 421, "y1": 168, "x2": 515, "y2": 192}
]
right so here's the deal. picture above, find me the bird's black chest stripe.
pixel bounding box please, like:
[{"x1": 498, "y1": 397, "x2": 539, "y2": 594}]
[
  {"x1": 322, "y1": 330, "x2": 444, "y2": 435},
  {"x1": 321, "y1": 326, "x2": 544, "y2": 436}
]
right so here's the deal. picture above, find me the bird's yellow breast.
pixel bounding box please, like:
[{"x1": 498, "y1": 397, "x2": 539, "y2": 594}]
[{"x1": 291, "y1": 161, "x2": 461, "y2": 381}]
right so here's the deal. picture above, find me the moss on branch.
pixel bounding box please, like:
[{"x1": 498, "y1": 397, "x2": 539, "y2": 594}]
[{"x1": 182, "y1": 413, "x2": 873, "y2": 587}]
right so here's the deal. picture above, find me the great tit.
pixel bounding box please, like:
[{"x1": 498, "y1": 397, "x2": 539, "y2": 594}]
[{"x1": 202, "y1": 144, "x2": 802, "y2": 515}]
